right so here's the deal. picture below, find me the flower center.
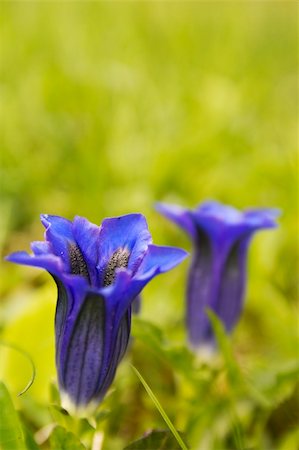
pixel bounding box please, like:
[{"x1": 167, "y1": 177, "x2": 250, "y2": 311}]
[
  {"x1": 69, "y1": 243, "x2": 90, "y2": 280},
  {"x1": 103, "y1": 248, "x2": 130, "y2": 286}
]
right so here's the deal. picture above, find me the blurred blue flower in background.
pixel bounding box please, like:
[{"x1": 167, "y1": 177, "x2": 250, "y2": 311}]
[
  {"x1": 6, "y1": 213, "x2": 187, "y2": 414},
  {"x1": 156, "y1": 201, "x2": 279, "y2": 352}
]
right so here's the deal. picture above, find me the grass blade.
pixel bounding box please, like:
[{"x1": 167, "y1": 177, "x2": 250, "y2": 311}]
[{"x1": 131, "y1": 365, "x2": 188, "y2": 450}]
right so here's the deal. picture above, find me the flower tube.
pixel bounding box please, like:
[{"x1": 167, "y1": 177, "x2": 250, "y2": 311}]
[
  {"x1": 6, "y1": 213, "x2": 187, "y2": 413},
  {"x1": 156, "y1": 201, "x2": 279, "y2": 352}
]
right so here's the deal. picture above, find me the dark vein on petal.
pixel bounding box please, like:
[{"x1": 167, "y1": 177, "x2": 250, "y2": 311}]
[{"x1": 77, "y1": 300, "x2": 92, "y2": 404}]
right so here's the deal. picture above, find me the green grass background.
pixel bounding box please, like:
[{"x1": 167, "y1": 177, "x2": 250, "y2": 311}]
[{"x1": 0, "y1": 2, "x2": 298, "y2": 449}]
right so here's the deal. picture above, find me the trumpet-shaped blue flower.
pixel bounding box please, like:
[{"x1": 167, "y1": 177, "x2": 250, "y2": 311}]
[
  {"x1": 156, "y1": 201, "x2": 279, "y2": 351},
  {"x1": 6, "y1": 213, "x2": 187, "y2": 413}
]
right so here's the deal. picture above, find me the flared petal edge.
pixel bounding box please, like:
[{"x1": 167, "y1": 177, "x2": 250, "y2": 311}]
[
  {"x1": 156, "y1": 202, "x2": 197, "y2": 240},
  {"x1": 5, "y1": 251, "x2": 64, "y2": 278},
  {"x1": 135, "y1": 244, "x2": 188, "y2": 279}
]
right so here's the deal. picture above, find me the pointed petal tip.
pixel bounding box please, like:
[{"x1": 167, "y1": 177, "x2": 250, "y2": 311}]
[
  {"x1": 155, "y1": 201, "x2": 187, "y2": 215},
  {"x1": 40, "y1": 214, "x2": 50, "y2": 227},
  {"x1": 244, "y1": 207, "x2": 281, "y2": 230},
  {"x1": 136, "y1": 244, "x2": 189, "y2": 278},
  {"x1": 155, "y1": 201, "x2": 166, "y2": 211},
  {"x1": 5, "y1": 251, "x2": 30, "y2": 263},
  {"x1": 262, "y1": 207, "x2": 282, "y2": 223},
  {"x1": 155, "y1": 201, "x2": 196, "y2": 240},
  {"x1": 156, "y1": 245, "x2": 189, "y2": 266},
  {"x1": 5, "y1": 251, "x2": 66, "y2": 277},
  {"x1": 40, "y1": 213, "x2": 73, "y2": 228}
]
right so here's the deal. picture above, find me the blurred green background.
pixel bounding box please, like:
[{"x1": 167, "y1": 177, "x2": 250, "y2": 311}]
[{"x1": 0, "y1": 2, "x2": 298, "y2": 450}]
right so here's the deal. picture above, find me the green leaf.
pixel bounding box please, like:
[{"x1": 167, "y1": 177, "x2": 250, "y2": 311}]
[
  {"x1": 0, "y1": 381, "x2": 25, "y2": 450},
  {"x1": 131, "y1": 365, "x2": 189, "y2": 450},
  {"x1": 23, "y1": 426, "x2": 40, "y2": 450},
  {"x1": 124, "y1": 430, "x2": 187, "y2": 450},
  {"x1": 49, "y1": 425, "x2": 85, "y2": 450}
]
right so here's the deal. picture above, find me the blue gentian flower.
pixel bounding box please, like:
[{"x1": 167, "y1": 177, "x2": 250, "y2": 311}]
[
  {"x1": 156, "y1": 201, "x2": 279, "y2": 352},
  {"x1": 6, "y1": 213, "x2": 187, "y2": 414}
]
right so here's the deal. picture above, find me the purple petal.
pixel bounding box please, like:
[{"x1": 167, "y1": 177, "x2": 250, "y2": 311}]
[
  {"x1": 186, "y1": 231, "x2": 217, "y2": 348},
  {"x1": 135, "y1": 244, "x2": 188, "y2": 279},
  {"x1": 193, "y1": 202, "x2": 280, "y2": 253},
  {"x1": 156, "y1": 202, "x2": 197, "y2": 240},
  {"x1": 132, "y1": 295, "x2": 141, "y2": 314},
  {"x1": 114, "y1": 308, "x2": 131, "y2": 364},
  {"x1": 97, "y1": 214, "x2": 152, "y2": 281},
  {"x1": 30, "y1": 241, "x2": 52, "y2": 255},
  {"x1": 192, "y1": 202, "x2": 243, "y2": 245},
  {"x1": 72, "y1": 216, "x2": 101, "y2": 285},
  {"x1": 59, "y1": 292, "x2": 106, "y2": 406},
  {"x1": 54, "y1": 277, "x2": 70, "y2": 375},
  {"x1": 40, "y1": 214, "x2": 74, "y2": 269},
  {"x1": 100, "y1": 270, "x2": 144, "y2": 331},
  {"x1": 244, "y1": 208, "x2": 281, "y2": 230},
  {"x1": 5, "y1": 251, "x2": 64, "y2": 278},
  {"x1": 196, "y1": 201, "x2": 243, "y2": 224},
  {"x1": 95, "y1": 308, "x2": 131, "y2": 401},
  {"x1": 215, "y1": 238, "x2": 250, "y2": 333}
]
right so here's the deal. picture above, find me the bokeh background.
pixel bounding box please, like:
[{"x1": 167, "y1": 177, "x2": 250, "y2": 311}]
[{"x1": 0, "y1": 2, "x2": 298, "y2": 449}]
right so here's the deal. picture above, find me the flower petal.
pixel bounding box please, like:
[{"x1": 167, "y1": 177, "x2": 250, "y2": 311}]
[
  {"x1": 215, "y1": 238, "x2": 249, "y2": 333},
  {"x1": 135, "y1": 244, "x2": 188, "y2": 279},
  {"x1": 196, "y1": 201, "x2": 242, "y2": 224},
  {"x1": 97, "y1": 214, "x2": 152, "y2": 282},
  {"x1": 132, "y1": 295, "x2": 141, "y2": 314},
  {"x1": 54, "y1": 277, "x2": 70, "y2": 373},
  {"x1": 186, "y1": 230, "x2": 217, "y2": 348},
  {"x1": 244, "y1": 208, "x2": 281, "y2": 230},
  {"x1": 72, "y1": 216, "x2": 101, "y2": 285},
  {"x1": 40, "y1": 214, "x2": 74, "y2": 269},
  {"x1": 192, "y1": 202, "x2": 242, "y2": 245},
  {"x1": 95, "y1": 308, "x2": 131, "y2": 402},
  {"x1": 5, "y1": 251, "x2": 64, "y2": 278},
  {"x1": 59, "y1": 292, "x2": 106, "y2": 406},
  {"x1": 30, "y1": 241, "x2": 52, "y2": 255},
  {"x1": 102, "y1": 269, "x2": 137, "y2": 316},
  {"x1": 101, "y1": 245, "x2": 189, "y2": 323},
  {"x1": 192, "y1": 203, "x2": 280, "y2": 254},
  {"x1": 156, "y1": 202, "x2": 197, "y2": 240}
]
